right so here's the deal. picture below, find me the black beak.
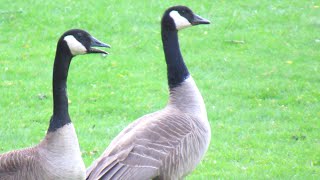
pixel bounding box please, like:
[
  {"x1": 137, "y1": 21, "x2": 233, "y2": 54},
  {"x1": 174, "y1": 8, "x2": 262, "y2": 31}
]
[
  {"x1": 191, "y1": 14, "x2": 211, "y2": 25},
  {"x1": 89, "y1": 36, "x2": 111, "y2": 54}
]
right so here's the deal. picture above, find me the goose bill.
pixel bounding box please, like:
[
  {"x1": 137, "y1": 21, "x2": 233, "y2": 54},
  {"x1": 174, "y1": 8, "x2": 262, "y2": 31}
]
[
  {"x1": 89, "y1": 36, "x2": 111, "y2": 54},
  {"x1": 191, "y1": 14, "x2": 210, "y2": 25}
]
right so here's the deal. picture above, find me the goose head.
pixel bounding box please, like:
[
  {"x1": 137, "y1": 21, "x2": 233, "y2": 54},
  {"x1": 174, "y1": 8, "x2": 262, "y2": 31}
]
[
  {"x1": 60, "y1": 29, "x2": 110, "y2": 56},
  {"x1": 161, "y1": 5, "x2": 210, "y2": 31}
]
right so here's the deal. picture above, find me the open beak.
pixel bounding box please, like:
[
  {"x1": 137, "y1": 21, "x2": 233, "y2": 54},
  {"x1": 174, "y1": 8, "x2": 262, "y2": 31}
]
[
  {"x1": 191, "y1": 14, "x2": 211, "y2": 25},
  {"x1": 89, "y1": 36, "x2": 111, "y2": 54}
]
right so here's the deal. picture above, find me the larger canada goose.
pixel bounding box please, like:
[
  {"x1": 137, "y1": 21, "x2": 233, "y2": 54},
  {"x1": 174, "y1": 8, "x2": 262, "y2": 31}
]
[
  {"x1": 0, "y1": 29, "x2": 110, "y2": 180},
  {"x1": 86, "y1": 6, "x2": 210, "y2": 180}
]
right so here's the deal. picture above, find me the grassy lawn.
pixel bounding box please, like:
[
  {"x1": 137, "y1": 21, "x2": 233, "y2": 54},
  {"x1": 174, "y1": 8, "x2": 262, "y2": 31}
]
[{"x1": 0, "y1": 0, "x2": 319, "y2": 179}]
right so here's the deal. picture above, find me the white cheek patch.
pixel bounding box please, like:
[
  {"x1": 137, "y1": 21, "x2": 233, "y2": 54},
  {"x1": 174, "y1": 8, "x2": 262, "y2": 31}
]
[
  {"x1": 169, "y1": 10, "x2": 192, "y2": 30},
  {"x1": 64, "y1": 35, "x2": 87, "y2": 55}
]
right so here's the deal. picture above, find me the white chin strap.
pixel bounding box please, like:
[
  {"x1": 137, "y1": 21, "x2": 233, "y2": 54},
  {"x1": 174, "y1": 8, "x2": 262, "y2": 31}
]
[
  {"x1": 169, "y1": 10, "x2": 192, "y2": 30},
  {"x1": 64, "y1": 35, "x2": 87, "y2": 55}
]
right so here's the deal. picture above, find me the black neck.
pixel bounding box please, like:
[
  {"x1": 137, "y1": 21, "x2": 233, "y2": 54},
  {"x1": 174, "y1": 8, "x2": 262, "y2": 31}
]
[
  {"x1": 161, "y1": 28, "x2": 190, "y2": 88},
  {"x1": 48, "y1": 41, "x2": 72, "y2": 132}
]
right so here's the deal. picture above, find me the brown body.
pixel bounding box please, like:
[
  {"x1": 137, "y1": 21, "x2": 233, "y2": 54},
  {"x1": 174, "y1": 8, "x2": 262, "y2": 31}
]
[
  {"x1": 86, "y1": 77, "x2": 211, "y2": 180},
  {"x1": 0, "y1": 124, "x2": 85, "y2": 180}
]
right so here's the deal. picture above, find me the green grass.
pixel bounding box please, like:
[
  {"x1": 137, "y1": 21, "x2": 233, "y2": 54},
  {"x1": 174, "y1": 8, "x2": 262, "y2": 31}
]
[{"x1": 1, "y1": 0, "x2": 319, "y2": 179}]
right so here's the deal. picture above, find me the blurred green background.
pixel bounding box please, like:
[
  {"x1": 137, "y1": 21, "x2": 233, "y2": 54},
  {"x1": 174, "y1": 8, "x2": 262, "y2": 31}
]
[{"x1": 0, "y1": 0, "x2": 319, "y2": 179}]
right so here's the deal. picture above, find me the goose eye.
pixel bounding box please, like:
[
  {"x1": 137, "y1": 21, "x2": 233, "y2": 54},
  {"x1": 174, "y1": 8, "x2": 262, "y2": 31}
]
[
  {"x1": 76, "y1": 33, "x2": 82, "y2": 39},
  {"x1": 76, "y1": 33, "x2": 86, "y2": 43}
]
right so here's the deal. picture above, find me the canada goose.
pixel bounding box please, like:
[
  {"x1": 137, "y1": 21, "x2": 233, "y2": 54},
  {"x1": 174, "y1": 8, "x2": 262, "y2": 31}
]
[
  {"x1": 86, "y1": 5, "x2": 210, "y2": 180},
  {"x1": 0, "y1": 29, "x2": 110, "y2": 180}
]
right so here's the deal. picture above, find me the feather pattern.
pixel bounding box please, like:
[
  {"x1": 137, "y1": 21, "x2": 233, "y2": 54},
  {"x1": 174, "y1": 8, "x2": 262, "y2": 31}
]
[
  {"x1": 87, "y1": 77, "x2": 211, "y2": 180},
  {"x1": 0, "y1": 124, "x2": 86, "y2": 180}
]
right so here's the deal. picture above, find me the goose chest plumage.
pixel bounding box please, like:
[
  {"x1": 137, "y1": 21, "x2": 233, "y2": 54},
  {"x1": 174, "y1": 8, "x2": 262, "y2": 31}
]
[
  {"x1": 0, "y1": 29, "x2": 110, "y2": 180},
  {"x1": 86, "y1": 6, "x2": 211, "y2": 180}
]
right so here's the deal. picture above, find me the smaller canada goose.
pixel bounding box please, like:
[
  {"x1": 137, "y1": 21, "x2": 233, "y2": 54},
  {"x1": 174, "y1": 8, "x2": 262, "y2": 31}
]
[
  {"x1": 0, "y1": 29, "x2": 110, "y2": 180},
  {"x1": 86, "y1": 5, "x2": 210, "y2": 180}
]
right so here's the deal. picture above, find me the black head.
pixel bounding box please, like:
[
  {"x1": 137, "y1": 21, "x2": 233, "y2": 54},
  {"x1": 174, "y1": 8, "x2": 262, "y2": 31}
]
[
  {"x1": 60, "y1": 29, "x2": 110, "y2": 56},
  {"x1": 161, "y1": 5, "x2": 210, "y2": 31}
]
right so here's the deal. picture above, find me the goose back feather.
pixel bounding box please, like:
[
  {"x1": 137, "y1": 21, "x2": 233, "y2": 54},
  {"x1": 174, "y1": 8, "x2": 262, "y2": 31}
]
[
  {"x1": 87, "y1": 78, "x2": 210, "y2": 180},
  {"x1": 0, "y1": 124, "x2": 85, "y2": 180}
]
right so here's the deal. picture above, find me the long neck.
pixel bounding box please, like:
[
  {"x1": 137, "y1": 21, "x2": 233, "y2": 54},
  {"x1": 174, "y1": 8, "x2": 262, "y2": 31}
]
[
  {"x1": 161, "y1": 28, "x2": 190, "y2": 88},
  {"x1": 48, "y1": 43, "x2": 72, "y2": 132}
]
